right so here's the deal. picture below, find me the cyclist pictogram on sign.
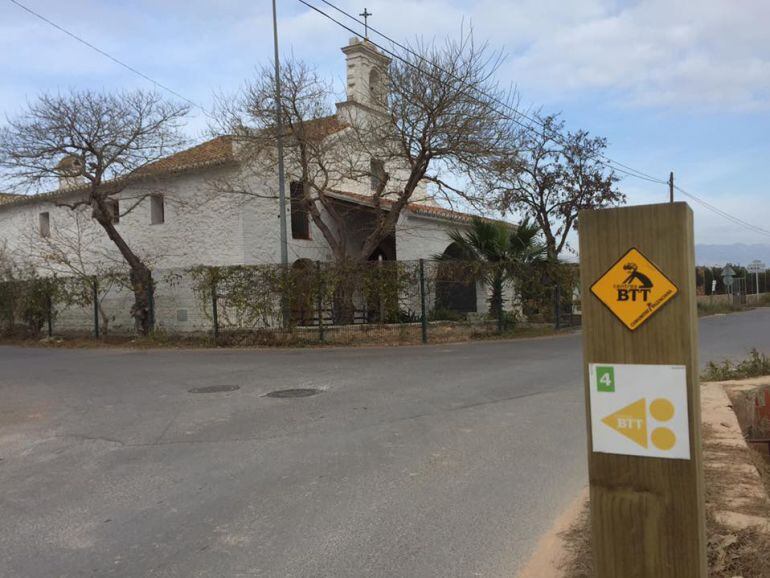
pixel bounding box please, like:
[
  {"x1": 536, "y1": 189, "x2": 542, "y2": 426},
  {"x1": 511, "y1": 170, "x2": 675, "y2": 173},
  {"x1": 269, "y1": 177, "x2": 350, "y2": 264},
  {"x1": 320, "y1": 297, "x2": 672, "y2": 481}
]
[{"x1": 590, "y1": 247, "x2": 678, "y2": 331}]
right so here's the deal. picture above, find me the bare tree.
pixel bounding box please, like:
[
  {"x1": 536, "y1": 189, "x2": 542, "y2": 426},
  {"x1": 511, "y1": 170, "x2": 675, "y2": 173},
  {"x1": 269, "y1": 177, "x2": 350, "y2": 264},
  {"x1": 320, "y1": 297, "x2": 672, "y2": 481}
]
[
  {"x1": 369, "y1": 33, "x2": 516, "y2": 258},
  {"x1": 22, "y1": 209, "x2": 141, "y2": 335},
  {"x1": 490, "y1": 114, "x2": 624, "y2": 262},
  {"x1": 211, "y1": 59, "x2": 356, "y2": 261},
  {"x1": 212, "y1": 32, "x2": 516, "y2": 265},
  {"x1": 0, "y1": 90, "x2": 189, "y2": 334}
]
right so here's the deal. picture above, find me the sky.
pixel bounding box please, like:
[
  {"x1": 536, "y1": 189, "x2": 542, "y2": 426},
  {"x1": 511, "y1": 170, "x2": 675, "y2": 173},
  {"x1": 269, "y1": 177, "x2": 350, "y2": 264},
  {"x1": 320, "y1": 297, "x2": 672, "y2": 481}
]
[{"x1": 2, "y1": 0, "x2": 770, "y2": 251}]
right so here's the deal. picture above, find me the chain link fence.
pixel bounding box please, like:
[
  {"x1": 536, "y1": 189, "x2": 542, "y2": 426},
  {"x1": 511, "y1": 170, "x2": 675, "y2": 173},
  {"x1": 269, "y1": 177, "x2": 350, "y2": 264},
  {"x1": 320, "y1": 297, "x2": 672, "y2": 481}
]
[{"x1": 0, "y1": 259, "x2": 580, "y2": 345}]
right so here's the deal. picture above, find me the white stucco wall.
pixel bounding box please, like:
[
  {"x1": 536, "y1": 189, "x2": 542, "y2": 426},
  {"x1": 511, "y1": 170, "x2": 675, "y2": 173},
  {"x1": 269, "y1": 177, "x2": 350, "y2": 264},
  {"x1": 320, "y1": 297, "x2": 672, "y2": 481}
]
[
  {"x1": 0, "y1": 165, "x2": 264, "y2": 272},
  {"x1": 394, "y1": 213, "x2": 458, "y2": 261},
  {"x1": 0, "y1": 171, "x2": 449, "y2": 279}
]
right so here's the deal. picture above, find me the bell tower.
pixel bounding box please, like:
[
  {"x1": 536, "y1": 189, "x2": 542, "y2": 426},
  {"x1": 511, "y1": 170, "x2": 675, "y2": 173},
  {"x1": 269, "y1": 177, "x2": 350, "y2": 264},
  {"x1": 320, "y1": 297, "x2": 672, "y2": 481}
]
[{"x1": 339, "y1": 37, "x2": 390, "y2": 110}]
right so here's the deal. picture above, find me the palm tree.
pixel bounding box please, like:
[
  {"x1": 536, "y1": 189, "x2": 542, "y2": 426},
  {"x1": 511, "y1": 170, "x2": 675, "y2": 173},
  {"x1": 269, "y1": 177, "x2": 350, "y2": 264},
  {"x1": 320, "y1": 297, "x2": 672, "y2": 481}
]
[{"x1": 435, "y1": 217, "x2": 546, "y2": 319}]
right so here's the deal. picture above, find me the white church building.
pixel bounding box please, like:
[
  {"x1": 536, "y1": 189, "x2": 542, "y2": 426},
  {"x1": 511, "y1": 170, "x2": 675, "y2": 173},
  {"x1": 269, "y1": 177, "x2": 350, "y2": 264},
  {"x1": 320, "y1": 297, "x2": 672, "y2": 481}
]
[{"x1": 0, "y1": 39, "x2": 507, "y2": 333}]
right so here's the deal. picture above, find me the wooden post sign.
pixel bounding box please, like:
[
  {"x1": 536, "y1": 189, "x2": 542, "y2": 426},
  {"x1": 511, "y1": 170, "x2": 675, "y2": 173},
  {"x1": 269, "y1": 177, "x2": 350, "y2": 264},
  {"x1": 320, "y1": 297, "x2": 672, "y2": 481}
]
[{"x1": 578, "y1": 203, "x2": 706, "y2": 577}]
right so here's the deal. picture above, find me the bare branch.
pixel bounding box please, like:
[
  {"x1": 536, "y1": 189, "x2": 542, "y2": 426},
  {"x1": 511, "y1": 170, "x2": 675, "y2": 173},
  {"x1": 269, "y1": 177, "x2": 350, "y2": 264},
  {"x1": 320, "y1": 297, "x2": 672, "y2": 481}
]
[
  {"x1": 487, "y1": 113, "x2": 624, "y2": 261},
  {"x1": 0, "y1": 89, "x2": 190, "y2": 334}
]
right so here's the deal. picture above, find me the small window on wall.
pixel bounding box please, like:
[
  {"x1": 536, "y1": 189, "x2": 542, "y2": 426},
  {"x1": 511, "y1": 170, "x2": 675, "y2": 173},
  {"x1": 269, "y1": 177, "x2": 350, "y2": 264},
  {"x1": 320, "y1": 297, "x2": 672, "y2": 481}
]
[
  {"x1": 107, "y1": 199, "x2": 120, "y2": 224},
  {"x1": 290, "y1": 181, "x2": 310, "y2": 240},
  {"x1": 39, "y1": 212, "x2": 50, "y2": 237},
  {"x1": 370, "y1": 158, "x2": 385, "y2": 192},
  {"x1": 150, "y1": 194, "x2": 165, "y2": 225}
]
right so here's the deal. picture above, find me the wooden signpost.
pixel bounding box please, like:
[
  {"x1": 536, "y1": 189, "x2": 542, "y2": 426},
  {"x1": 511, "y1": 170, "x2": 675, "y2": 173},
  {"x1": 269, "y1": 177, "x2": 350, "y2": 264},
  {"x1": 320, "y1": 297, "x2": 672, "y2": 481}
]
[{"x1": 578, "y1": 202, "x2": 706, "y2": 577}]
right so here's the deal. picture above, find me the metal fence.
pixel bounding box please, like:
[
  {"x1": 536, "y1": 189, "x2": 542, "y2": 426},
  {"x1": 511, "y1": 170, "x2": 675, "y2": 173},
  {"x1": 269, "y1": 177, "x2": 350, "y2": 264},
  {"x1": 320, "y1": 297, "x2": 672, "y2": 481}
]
[{"x1": 0, "y1": 259, "x2": 579, "y2": 345}]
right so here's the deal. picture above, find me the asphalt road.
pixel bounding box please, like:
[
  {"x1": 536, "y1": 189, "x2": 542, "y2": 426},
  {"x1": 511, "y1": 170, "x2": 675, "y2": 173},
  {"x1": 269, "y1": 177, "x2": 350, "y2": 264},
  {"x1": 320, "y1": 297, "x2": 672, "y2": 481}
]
[{"x1": 0, "y1": 309, "x2": 768, "y2": 577}]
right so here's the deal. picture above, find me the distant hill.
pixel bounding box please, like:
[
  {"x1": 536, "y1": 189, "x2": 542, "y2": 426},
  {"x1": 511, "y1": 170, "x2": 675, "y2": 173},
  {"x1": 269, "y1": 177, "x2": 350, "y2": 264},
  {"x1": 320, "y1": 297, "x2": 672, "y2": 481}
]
[{"x1": 695, "y1": 244, "x2": 770, "y2": 266}]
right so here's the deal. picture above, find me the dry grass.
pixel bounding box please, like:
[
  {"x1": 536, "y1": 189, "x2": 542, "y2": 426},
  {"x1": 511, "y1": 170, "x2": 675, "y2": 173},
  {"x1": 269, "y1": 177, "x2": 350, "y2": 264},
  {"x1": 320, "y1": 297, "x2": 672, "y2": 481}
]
[
  {"x1": 748, "y1": 448, "x2": 770, "y2": 501},
  {"x1": 561, "y1": 504, "x2": 770, "y2": 578},
  {"x1": 706, "y1": 511, "x2": 770, "y2": 577},
  {"x1": 698, "y1": 301, "x2": 752, "y2": 317},
  {"x1": 702, "y1": 349, "x2": 770, "y2": 382},
  {"x1": 698, "y1": 293, "x2": 770, "y2": 318},
  {"x1": 558, "y1": 504, "x2": 593, "y2": 578},
  {"x1": 0, "y1": 323, "x2": 563, "y2": 350}
]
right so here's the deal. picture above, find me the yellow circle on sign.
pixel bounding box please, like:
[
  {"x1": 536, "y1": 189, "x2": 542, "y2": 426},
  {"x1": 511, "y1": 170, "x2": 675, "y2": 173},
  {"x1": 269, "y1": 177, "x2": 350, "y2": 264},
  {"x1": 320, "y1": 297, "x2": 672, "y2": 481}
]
[
  {"x1": 650, "y1": 398, "x2": 675, "y2": 422},
  {"x1": 651, "y1": 427, "x2": 676, "y2": 450}
]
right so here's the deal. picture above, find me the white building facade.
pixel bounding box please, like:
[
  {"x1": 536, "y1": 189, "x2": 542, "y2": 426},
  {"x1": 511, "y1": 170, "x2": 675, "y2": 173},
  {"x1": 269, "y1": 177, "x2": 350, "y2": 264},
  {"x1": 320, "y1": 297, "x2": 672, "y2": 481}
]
[{"x1": 0, "y1": 39, "x2": 512, "y2": 334}]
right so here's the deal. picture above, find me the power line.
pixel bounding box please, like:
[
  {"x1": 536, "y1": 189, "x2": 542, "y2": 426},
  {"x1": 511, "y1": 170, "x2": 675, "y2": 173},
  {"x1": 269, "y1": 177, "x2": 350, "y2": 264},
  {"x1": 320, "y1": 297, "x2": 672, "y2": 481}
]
[
  {"x1": 7, "y1": 0, "x2": 205, "y2": 112},
  {"x1": 674, "y1": 186, "x2": 770, "y2": 239},
  {"x1": 10, "y1": 0, "x2": 658, "y2": 183},
  {"x1": 300, "y1": 0, "x2": 770, "y2": 238},
  {"x1": 311, "y1": 0, "x2": 668, "y2": 186},
  {"x1": 12, "y1": 0, "x2": 769, "y2": 240},
  {"x1": 298, "y1": 0, "x2": 668, "y2": 186}
]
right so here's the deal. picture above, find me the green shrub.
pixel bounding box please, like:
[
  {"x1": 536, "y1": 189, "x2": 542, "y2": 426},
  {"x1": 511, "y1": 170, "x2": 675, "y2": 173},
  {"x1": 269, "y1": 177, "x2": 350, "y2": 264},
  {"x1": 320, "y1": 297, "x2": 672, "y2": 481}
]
[
  {"x1": 429, "y1": 308, "x2": 466, "y2": 322},
  {"x1": 702, "y1": 349, "x2": 770, "y2": 381}
]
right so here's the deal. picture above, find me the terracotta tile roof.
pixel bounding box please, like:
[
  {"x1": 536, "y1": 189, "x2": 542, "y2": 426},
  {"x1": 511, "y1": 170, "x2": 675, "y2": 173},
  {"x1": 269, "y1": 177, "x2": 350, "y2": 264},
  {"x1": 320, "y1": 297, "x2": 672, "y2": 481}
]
[
  {"x1": 0, "y1": 193, "x2": 23, "y2": 205},
  {"x1": 0, "y1": 115, "x2": 353, "y2": 211},
  {"x1": 135, "y1": 136, "x2": 236, "y2": 177},
  {"x1": 297, "y1": 116, "x2": 348, "y2": 140},
  {"x1": 327, "y1": 190, "x2": 507, "y2": 226},
  {"x1": 232, "y1": 115, "x2": 347, "y2": 144},
  {"x1": 136, "y1": 116, "x2": 346, "y2": 176},
  {"x1": 0, "y1": 119, "x2": 494, "y2": 229},
  {"x1": 0, "y1": 136, "x2": 238, "y2": 209},
  {"x1": 127, "y1": 115, "x2": 346, "y2": 178}
]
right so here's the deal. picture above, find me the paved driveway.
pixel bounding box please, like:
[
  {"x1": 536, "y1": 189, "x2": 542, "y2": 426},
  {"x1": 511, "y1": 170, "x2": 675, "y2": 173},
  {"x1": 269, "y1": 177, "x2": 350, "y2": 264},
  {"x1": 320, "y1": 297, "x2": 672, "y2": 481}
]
[{"x1": 0, "y1": 309, "x2": 767, "y2": 577}]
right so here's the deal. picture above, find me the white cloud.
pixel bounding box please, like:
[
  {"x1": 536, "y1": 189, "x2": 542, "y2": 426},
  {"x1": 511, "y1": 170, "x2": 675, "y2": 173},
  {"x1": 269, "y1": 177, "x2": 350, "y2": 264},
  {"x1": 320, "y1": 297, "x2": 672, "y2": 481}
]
[
  {"x1": 314, "y1": 0, "x2": 770, "y2": 111},
  {"x1": 2, "y1": 0, "x2": 769, "y2": 245},
  {"x1": 498, "y1": 0, "x2": 770, "y2": 110},
  {"x1": 5, "y1": 0, "x2": 768, "y2": 112}
]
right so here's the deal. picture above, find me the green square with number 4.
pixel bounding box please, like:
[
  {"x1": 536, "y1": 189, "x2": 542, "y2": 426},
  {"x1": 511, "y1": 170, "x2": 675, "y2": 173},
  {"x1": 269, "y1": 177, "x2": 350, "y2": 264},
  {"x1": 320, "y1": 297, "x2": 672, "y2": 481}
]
[{"x1": 596, "y1": 366, "x2": 615, "y2": 392}]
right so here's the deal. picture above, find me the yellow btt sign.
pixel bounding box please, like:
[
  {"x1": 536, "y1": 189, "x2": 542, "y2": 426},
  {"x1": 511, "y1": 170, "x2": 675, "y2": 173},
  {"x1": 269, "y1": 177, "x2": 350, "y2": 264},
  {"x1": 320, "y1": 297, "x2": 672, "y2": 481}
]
[
  {"x1": 590, "y1": 247, "x2": 678, "y2": 331},
  {"x1": 589, "y1": 363, "x2": 691, "y2": 460}
]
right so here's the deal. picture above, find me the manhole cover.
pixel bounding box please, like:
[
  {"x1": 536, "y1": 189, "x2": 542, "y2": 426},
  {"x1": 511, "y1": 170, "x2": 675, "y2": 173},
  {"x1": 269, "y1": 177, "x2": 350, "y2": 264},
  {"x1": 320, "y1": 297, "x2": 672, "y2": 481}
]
[
  {"x1": 265, "y1": 388, "x2": 320, "y2": 398},
  {"x1": 188, "y1": 385, "x2": 240, "y2": 394}
]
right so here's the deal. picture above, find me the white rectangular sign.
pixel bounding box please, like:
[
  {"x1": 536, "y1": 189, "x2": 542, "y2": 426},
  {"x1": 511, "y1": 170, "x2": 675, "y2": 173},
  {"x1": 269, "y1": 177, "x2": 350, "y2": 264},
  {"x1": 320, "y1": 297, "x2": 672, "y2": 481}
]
[{"x1": 589, "y1": 363, "x2": 691, "y2": 460}]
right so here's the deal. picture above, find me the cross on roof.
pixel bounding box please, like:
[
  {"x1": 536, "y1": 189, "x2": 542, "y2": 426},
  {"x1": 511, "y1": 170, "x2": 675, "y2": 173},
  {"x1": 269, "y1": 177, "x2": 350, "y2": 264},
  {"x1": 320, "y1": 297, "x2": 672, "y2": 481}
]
[{"x1": 359, "y1": 8, "x2": 372, "y2": 39}]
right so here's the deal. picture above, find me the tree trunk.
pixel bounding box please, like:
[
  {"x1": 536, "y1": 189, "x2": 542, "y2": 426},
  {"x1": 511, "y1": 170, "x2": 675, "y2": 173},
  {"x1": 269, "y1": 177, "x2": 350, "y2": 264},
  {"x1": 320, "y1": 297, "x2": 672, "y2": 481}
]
[
  {"x1": 129, "y1": 265, "x2": 153, "y2": 335},
  {"x1": 490, "y1": 271, "x2": 504, "y2": 319},
  {"x1": 332, "y1": 259, "x2": 357, "y2": 325},
  {"x1": 97, "y1": 301, "x2": 110, "y2": 336},
  {"x1": 92, "y1": 199, "x2": 153, "y2": 335}
]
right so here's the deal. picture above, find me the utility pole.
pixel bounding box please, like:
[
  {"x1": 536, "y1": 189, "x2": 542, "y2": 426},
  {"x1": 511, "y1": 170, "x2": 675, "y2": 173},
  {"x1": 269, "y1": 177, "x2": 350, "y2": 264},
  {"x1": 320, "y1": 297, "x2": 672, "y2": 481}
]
[
  {"x1": 669, "y1": 171, "x2": 674, "y2": 203},
  {"x1": 272, "y1": 0, "x2": 288, "y2": 267}
]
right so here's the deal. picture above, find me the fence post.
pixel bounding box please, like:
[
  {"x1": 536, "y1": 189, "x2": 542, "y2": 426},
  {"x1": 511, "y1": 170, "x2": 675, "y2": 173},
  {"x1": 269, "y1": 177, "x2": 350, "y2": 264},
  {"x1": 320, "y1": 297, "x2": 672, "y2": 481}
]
[
  {"x1": 280, "y1": 264, "x2": 290, "y2": 330},
  {"x1": 0, "y1": 282, "x2": 6, "y2": 334},
  {"x1": 579, "y1": 203, "x2": 705, "y2": 577},
  {"x1": 419, "y1": 259, "x2": 428, "y2": 344},
  {"x1": 92, "y1": 276, "x2": 100, "y2": 338},
  {"x1": 10, "y1": 281, "x2": 16, "y2": 332},
  {"x1": 316, "y1": 261, "x2": 325, "y2": 343},
  {"x1": 498, "y1": 273, "x2": 505, "y2": 333},
  {"x1": 147, "y1": 275, "x2": 155, "y2": 332},
  {"x1": 211, "y1": 272, "x2": 219, "y2": 344},
  {"x1": 46, "y1": 285, "x2": 53, "y2": 338},
  {"x1": 554, "y1": 282, "x2": 562, "y2": 330}
]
